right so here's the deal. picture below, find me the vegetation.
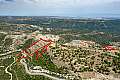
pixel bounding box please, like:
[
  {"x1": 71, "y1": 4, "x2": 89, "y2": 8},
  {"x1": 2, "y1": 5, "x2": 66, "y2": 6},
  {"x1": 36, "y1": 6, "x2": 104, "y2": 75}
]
[
  {"x1": 0, "y1": 57, "x2": 14, "y2": 80},
  {"x1": 9, "y1": 62, "x2": 52, "y2": 80},
  {"x1": 1, "y1": 16, "x2": 120, "y2": 79},
  {"x1": 21, "y1": 38, "x2": 35, "y2": 50}
]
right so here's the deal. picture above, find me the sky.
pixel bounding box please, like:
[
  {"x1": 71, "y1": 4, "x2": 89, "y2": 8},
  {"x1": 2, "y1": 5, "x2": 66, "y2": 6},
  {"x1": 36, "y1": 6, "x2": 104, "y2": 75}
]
[{"x1": 0, "y1": 0, "x2": 120, "y2": 17}]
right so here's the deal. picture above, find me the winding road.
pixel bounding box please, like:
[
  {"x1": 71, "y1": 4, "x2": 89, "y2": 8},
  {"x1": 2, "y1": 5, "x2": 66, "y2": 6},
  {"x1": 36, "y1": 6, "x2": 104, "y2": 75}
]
[
  {"x1": 20, "y1": 59, "x2": 65, "y2": 80},
  {"x1": 5, "y1": 57, "x2": 16, "y2": 80}
]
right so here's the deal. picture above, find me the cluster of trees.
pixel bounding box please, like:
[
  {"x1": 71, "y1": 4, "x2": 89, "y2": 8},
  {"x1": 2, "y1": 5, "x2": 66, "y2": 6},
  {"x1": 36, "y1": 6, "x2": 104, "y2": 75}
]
[{"x1": 1, "y1": 16, "x2": 120, "y2": 34}]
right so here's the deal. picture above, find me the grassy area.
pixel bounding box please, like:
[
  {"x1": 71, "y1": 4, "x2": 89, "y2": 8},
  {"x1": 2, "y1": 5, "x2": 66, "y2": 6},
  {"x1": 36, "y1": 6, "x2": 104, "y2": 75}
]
[
  {"x1": 0, "y1": 67, "x2": 10, "y2": 80},
  {"x1": 30, "y1": 52, "x2": 59, "y2": 73},
  {"x1": 0, "y1": 56, "x2": 52, "y2": 80},
  {"x1": 9, "y1": 62, "x2": 52, "y2": 80},
  {"x1": 22, "y1": 38, "x2": 35, "y2": 50},
  {"x1": 0, "y1": 33, "x2": 6, "y2": 44},
  {"x1": 0, "y1": 57, "x2": 14, "y2": 80},
  {"x1": 16, "y1": 38, "x2": 63, "y2": 73}
]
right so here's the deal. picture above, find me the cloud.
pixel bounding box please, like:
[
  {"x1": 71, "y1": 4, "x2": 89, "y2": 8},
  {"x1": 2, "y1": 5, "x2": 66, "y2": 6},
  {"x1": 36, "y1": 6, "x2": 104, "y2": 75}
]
[
  {"x1": 5, "y1": 0, "x2": 14, "y2": 1},
  {"x1": 0, "y1": 0, "x2": 120, "y2": 17},
  {"x1": 0, "y1": 0, "x2": 15, "y2": 4},
  {"x1": 0, "y1": 0, "x2": 14, "y2": 2}
]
